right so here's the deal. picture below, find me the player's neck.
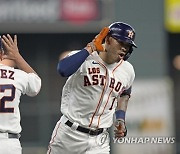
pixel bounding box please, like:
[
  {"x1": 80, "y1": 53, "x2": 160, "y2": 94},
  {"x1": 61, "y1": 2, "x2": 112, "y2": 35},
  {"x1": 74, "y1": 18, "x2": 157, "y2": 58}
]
[{"x1": 0, "y1": 59, "x2": 16, "y2": 67}]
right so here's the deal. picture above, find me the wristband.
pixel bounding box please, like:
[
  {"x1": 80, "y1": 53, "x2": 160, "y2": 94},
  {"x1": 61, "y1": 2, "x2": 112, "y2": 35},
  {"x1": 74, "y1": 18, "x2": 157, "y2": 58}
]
[{"x1": 115, "y1": 110, "x2": 125, "y2": 120}]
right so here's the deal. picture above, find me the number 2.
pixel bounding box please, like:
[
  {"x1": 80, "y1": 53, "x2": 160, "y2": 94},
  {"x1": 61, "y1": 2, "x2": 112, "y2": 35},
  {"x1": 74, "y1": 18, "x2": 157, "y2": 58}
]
[{"x1": 0, "y1": 84, "x2": 15, "y2": 113}]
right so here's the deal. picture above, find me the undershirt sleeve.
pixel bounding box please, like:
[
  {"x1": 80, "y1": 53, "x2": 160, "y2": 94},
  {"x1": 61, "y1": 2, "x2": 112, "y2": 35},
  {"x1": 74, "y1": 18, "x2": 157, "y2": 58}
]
[
  {"x1": 57, "y1": 49, "x2": 89, "y2": 77},
  {"x1": 120, "y1": 86, "x2": 132, "y2": 97}
]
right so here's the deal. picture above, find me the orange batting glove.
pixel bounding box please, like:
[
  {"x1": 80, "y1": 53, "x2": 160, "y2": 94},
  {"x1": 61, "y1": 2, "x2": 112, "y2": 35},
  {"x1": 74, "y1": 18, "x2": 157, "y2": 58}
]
[{"x1": 93, "y1": 27, "x2": 109, "y2": 52}]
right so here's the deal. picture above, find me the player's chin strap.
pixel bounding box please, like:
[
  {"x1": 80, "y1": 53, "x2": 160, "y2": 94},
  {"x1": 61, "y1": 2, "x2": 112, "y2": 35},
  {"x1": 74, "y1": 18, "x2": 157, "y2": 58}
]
[{"x1": 123, "y1": 46, "x2": 133, "y2": 61}]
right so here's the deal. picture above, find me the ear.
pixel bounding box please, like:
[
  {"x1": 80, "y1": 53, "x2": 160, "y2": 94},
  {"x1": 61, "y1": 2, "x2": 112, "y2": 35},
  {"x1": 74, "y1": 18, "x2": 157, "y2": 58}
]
[{"x1": 105, "y1": 35, "x2": 111, "y2": 45}]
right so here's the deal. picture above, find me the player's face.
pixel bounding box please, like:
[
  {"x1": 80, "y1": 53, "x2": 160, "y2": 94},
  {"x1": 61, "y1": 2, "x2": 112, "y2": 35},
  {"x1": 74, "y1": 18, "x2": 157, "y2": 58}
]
[{"x1": 105, "y1": 37, "x2": 130, "y2": 63}]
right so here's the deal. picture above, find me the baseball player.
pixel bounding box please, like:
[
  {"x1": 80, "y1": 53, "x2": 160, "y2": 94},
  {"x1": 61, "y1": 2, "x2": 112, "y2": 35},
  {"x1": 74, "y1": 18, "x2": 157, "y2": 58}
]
[
  {"x1": 47, "y1": 22, "x2": 137, "y2": 154},
  {"x1": 0, "y1": 34, "x2": 41, "y2": 154}
]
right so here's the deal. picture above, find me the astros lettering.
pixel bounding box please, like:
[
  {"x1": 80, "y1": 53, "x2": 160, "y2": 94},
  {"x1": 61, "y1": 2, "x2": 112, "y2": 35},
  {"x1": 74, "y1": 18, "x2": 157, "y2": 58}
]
[{"x1": 84, "y1": 67, "x2": 122, "y2": 93}]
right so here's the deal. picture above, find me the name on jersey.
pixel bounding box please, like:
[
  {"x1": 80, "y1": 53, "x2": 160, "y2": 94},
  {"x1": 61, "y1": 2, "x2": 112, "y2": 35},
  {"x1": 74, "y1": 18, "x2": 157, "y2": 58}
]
[
  {"x1": 0, "y1": 69, "x2": 14, "y2": 80},
  {"x1": 84, "y1": 67, "x2": 122, "y2": 93}
]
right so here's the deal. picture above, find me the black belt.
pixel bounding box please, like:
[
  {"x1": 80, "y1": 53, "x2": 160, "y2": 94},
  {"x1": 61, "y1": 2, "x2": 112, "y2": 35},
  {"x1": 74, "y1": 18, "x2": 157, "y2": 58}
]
[
  {"x1": 8, "y1": 133, "x2": 20, "y2": 139},
  {"x1": 0, "y1": 132, "x2": 20, "y2": 139},
  {"x1": 65, "y1": 120, "x2": 104, "y2": 136}
]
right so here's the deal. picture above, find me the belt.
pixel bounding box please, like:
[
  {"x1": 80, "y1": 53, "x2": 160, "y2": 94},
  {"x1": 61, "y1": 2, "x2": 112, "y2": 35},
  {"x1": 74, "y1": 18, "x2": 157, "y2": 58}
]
[
  {"x1": 0, "y1": 132, "x2": 20, "y2": 139},
  {"x1": 8, "y1": 133, "x2": 20, "y2": 139},
  {"x1": 65, "y1": 120, "x2": 104, "y2": 136}
]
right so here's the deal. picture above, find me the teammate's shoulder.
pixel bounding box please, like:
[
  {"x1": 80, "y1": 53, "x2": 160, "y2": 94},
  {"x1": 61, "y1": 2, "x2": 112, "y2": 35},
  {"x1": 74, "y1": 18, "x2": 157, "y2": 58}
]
[
  {"x1": 13, "y1": 67, "x2": 25, "y2": 73},
  {"x1": 14, "y1": 67, "x2": 36, "y2": 77},
  {"x1": 0, "y1": 64, "x2": 28, "y2": 77}
]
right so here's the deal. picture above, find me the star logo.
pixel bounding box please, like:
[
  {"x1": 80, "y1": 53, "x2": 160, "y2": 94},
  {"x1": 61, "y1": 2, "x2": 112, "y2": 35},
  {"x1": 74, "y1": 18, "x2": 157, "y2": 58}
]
[{"x1": 128, "y1": 30, "x2": 134, "y2": 39}]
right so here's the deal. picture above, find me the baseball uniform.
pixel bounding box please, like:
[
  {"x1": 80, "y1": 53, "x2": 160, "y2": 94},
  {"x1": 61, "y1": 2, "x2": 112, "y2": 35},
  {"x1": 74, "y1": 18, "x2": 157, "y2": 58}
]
[
  {"x1": 0, "y1": 64, "x2": 41, "y2": 154},
  {"x1": 47, "y1": 50, "x2": 135, "y2": 154}
]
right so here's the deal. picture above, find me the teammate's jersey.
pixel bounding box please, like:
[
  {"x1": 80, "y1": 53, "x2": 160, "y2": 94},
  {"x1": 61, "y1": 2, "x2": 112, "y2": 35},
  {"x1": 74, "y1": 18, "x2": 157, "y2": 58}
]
[
  {"x1": 61, "y1": 50, "x2": 135, "y2": 129},
  {"x1": 0, "y1": 64, "x2": 41, "y2": 134}
]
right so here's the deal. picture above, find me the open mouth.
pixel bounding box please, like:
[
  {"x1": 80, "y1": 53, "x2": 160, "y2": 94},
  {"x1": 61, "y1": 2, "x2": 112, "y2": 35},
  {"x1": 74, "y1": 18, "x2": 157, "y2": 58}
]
[{"x1": 119, "y1": 53, "x2": 125, "y2": 58}]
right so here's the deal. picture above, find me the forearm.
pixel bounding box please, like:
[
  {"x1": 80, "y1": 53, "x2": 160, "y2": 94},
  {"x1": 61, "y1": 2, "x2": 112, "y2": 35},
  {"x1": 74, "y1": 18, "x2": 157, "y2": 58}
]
[
  {"x1": 14, "y1": 53, "x2": 37, "y2": 74},
  {"x1": 114, "y1": 95, "x2": 129, "y2": 138},
  {"x1": 57, "y1": 49, "x2": 90, "y2": 77},
  {"x1": 116, "y1": 95, "x2": 129, "y2": 111},
  {"x1": 115, "y1": 95, "x2": 130, "y2": 121},
  {"x1": 115, "y1": 86, "x2": 132, "y2": 119}
]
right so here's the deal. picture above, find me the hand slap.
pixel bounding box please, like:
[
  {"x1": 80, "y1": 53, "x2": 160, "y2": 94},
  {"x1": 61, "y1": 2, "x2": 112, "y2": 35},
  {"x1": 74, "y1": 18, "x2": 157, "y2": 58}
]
[{"x1": 1, "y1": 34, "x2": 19, "y2": 60}]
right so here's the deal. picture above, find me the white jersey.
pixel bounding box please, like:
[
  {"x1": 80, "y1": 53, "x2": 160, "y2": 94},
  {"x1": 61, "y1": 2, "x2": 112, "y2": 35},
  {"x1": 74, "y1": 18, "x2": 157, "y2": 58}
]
[
  {"x1": 61, "y1": 50, "x2": 135, "y2": 129},
  {"x1": 0, "y1": 64, "x2": 41, "y2": 134}
]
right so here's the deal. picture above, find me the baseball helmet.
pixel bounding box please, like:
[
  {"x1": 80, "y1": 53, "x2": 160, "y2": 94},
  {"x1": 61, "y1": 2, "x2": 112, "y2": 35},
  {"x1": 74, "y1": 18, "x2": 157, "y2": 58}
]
[{"x1": 108, "y1": 22, "x2": 137, "y2": 60}]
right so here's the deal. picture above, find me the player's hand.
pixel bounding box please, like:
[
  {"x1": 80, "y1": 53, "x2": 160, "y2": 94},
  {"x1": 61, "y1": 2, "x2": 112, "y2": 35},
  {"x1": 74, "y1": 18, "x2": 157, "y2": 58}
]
[
  {"x1": 93, "y1": 27, "x2": 109, "y2": 52},
  {"x1": 85, "y1": 27, "x2": 109, "y2": 54},
  {"x1": 114, "y1": 119, "x2": 127, "y2": 139},
  {"x1": 85, "y1": 41, "x2": 96, "y2": 54},
  {"x1": 1, "y1": 34, "x2": 20, "y2": 60}
]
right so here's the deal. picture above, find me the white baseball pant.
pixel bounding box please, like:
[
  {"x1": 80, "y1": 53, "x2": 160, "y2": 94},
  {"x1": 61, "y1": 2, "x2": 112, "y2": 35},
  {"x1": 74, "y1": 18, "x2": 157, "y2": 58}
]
[
  {"x1": 0, "y1": 133, "x2": 22, "y2": 154},
  {"x1": 47, "y1": 116, "x2": 110, "y2": 154}
]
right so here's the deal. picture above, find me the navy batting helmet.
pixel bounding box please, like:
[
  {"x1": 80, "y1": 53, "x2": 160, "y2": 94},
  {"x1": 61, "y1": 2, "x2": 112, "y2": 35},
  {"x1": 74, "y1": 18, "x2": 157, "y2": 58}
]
[{"x1": 108, "y1": 22, "x2": 137, "y2": 60}]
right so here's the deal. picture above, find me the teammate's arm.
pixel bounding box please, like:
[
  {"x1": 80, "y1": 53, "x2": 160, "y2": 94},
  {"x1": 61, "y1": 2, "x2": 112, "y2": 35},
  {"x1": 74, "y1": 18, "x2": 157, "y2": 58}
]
[
  {"x1": 114, "y1": 87, "x2": 132, "y2": 138},
  {"x1": 1, "y1": 34, "x2": 38, "y2": 74}
]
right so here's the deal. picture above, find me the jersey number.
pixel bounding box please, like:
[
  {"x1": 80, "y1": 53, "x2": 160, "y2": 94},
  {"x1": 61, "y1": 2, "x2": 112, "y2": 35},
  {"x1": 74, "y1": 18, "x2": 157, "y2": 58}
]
[
  {"x1": 0, "y1": 84, "x2": 15, "y2": 113},
  {"x1": 109, "y1": 97, "x2": 116, "y2": 110}
]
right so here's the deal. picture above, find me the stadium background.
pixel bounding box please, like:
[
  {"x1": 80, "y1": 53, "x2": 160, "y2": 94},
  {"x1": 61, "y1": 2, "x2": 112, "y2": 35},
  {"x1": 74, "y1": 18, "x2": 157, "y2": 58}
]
[{"x1": 0, "y1": 0, "x2": 179, "y2": 154}]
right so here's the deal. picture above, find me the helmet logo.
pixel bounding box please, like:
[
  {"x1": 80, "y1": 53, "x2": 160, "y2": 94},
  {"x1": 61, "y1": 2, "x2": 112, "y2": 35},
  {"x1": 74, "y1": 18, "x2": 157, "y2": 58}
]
[{"x1": 128, "y1": 30, "x2": 134, "y2": 39}]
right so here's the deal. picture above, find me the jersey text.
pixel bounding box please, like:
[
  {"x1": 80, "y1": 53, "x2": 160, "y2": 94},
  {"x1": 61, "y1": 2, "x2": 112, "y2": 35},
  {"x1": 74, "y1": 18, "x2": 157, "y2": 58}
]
[
  {"x1": 0, "y1": 69, "x2": 15, "y2": 80},
  {"x1": 84, "y1": 67, "x2": 122, "y2": 93}
]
